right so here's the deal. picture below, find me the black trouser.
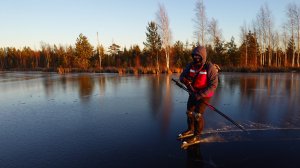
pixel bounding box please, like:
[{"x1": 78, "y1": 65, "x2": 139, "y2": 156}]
[{"x1": 187, "y1": 96, "x2": 211, "y2": 136}]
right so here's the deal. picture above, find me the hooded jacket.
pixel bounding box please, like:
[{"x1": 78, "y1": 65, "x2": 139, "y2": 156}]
[{"x1": 180, "y1": 46, "x2": 218, "y2": 98}]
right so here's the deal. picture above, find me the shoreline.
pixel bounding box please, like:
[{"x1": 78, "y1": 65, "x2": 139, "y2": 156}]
[{"x1": 1, "y1": 66, "x2": 300, "y2": 74}]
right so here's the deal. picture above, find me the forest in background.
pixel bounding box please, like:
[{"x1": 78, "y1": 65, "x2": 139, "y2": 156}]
[{"x1": 1, "y1": 0, "x2": 300, "y2": 73}]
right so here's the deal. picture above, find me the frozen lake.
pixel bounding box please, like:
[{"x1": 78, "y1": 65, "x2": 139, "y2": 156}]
[{"x1": 0, "y1": 72, "x2": 300, "y2": 168}]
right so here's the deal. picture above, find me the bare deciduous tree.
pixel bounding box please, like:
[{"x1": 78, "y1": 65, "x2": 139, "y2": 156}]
[
  {"x1": 281, "y1": 24, "x2": 289, "y2": 67},
  {"x1": 240, "y1": 22, "x2": 248, "y2": 66},
  {"x1": 256, "y1": 3, "x2": 273, "y2": 66},
  {"x1": 253, "y1": 18, "x2": 263, "y2": 66},
  {"x1": 265, "y1": 4, "x2": 273, "y2": 66},
  {"x1": 156, "y1": 3, "x2": 172, "y2": 71},
  {"x1": 256, "y1": 12, "x2": 265, "y2": 66},
  {"x1": 208, "y1": 17, "x2": 222, "y2": 47},
  {"x1": 286, "y1": 3, "x2": 297, "y2": 67},
  {"x1": 97, "y1": 32, "x2": 102, "y2": 69},
  {"x1": 295, "y1": 4, "x2": 300, "y2": 67},
  {"x1": 193, "y1": 0, "x2": 208, "y2": 46},
  {"x1": 272, "y1": 31, "x2": 280, "y2": 67}
]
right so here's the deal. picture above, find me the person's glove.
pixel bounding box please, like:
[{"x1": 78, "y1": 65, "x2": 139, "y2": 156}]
[
  {"x1": 182, "y1": 77, "x2": 192, "y2": 86},
  {"x1": 182, "y1": 77, "x2": 195, "y2": 92},
  {"x1": 182, "y1": 77, "x2": 197, "y2": 93},
  {"x1": 186, "y1": 83, "x2": 196, "y2": 93}
]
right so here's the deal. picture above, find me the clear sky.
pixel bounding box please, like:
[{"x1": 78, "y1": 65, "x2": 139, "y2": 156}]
[{"x1": 0, "y1": 0, "x2": 298, "y2": 50}]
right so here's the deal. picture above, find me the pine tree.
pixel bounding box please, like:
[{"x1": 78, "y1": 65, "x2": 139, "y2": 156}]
[
  {"x1": 143, "y1": 21, "x2": 162, "y2": 67},
  {"x1": 287, "y1": 37, "x2": 296, "y2": 66},
  {"x1": 239, "y1": 31, "x2": 258, "y2": 67},
  {"x1": 131, "y1": 45, "x2": 141, "y2": 68},
  {"x1": 75, "y1": 33, "x2": 94, "y2": 70},
  {"x1": 247, "y1": 31, "x2": 258, "y2": 67},
  {"x1": 212, "y1": 37, "x2": 226, "y2": 65},
  {"x1": 0, "y1": 48, "x2": 5, "y2": 69},
  {"x1": 108, "y1": 43, "x2": 121, "y2": 67},
  {"x1": 172, "y1": 41, "x2": 185, "y2": 68},
  {"x1": 225, "y1": 37, "x2": 240, "y2": 66}
]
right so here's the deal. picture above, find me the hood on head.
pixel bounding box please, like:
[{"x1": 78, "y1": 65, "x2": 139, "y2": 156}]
[{"x1": 192, "y1": 46, "x2": 207, "y2": 64}]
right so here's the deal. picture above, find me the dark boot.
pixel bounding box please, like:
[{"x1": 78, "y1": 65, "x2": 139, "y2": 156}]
[
  {"x1": 185, "y1": 113, "x2": 203, "y2": 144},
  {"x1": 178, "y1": 111, "x2": 195, "y2": 139}
]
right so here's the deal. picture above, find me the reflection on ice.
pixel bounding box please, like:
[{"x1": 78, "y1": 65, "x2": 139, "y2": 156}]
[{"x1": 200, "y1": 122, "x2": 300, "y2": 143}]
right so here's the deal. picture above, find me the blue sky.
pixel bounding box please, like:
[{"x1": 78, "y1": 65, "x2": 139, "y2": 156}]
[{"x1": 0, "y1": 0, "x2": 298, "y2": 50}]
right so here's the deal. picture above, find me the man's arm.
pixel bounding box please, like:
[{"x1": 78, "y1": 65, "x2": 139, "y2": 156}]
[
  {"x1": 179, "y1": 63, "x2": 192, "y2": 83},
  {"x1": 198, "y1": 63, "x2": 218, "y2": 97}
]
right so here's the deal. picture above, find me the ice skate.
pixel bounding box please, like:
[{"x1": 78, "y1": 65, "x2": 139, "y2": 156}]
[{"x1": 181, "y1": 136, "x2": 201, "y2": 150}]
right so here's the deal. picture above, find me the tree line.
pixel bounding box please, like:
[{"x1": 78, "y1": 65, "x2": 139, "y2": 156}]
[{"x1": 1, "y1": 1, "x2": 300, "y2": 73}]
